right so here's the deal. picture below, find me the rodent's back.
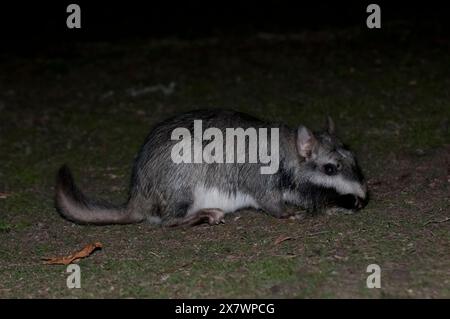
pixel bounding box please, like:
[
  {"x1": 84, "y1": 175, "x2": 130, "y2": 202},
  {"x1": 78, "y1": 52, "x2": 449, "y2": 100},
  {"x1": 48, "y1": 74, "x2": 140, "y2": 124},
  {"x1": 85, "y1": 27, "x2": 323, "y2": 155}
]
[{"x1": 129, "y1": 109, "x2": 290, "y2": 206}]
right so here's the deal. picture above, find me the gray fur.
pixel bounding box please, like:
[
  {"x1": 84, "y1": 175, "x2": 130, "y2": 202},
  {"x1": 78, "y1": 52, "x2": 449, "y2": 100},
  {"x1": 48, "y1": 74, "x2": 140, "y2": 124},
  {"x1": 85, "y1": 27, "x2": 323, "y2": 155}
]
[{"x1": 55, "y1": 109, "x2": 368, "y2": 226}]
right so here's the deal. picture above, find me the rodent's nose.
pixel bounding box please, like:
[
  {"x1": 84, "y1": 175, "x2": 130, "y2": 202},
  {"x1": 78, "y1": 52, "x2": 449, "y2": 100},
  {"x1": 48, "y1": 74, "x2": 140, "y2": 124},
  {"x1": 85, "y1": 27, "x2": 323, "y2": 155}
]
[{"x1": 355, "y1": 196, "x2": 368, "y2": 210}]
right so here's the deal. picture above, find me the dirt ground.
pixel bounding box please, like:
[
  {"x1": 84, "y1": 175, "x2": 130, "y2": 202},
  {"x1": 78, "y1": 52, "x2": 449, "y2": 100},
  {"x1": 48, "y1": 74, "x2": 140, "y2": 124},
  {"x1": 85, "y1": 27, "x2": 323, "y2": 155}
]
[{"x1": 0, "y1": 27, "x2": 449, "y2": 298}]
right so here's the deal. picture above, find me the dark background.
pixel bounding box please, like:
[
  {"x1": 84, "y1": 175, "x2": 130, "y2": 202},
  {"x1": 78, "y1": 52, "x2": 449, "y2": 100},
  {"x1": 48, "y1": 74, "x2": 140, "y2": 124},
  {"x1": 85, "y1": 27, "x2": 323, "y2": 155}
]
[{"x1": 1, "y1": 1, "x2": 449, "y2": 52}]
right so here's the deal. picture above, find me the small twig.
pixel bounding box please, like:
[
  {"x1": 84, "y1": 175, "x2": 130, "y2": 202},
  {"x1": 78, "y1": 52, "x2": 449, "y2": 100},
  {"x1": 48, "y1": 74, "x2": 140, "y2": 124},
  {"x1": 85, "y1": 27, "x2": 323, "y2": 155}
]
[
  {"x1": 423, "y1": 217, "x2": 450, "y2": 226},
  {"x1": 149, "y1": 251, "x2": 162, "y2": 258},
  {"x1": 273, "y1": 254, "x2": 299, "y2": 258},
  {"x1": 274, "y1": 235, "x2": 293, "y2": 245},
  {"x1": 307, "y1": 230, "x2": 330, "y2": 237}
]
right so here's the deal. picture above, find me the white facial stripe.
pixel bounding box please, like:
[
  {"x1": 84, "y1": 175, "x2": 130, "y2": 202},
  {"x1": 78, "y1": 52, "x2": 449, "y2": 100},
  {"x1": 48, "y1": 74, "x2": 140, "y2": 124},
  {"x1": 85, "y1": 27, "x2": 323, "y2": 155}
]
[
  {"x1": 189, "y1": 186, "x2": 259, "y2": 215},
  {"x1": 309, "y1": 174, "x2": 366, "y2": 198}
]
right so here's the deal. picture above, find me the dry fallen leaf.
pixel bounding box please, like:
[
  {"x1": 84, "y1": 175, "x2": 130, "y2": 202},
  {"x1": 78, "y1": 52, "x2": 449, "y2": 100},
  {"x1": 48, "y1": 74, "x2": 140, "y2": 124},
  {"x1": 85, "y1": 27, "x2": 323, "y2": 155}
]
[
  {"x1": 274, "y1": 235, "x2": 293, "y2": 245},
  {"x1": 43, "y1": 242, "x2": 103, "y2": 265}
]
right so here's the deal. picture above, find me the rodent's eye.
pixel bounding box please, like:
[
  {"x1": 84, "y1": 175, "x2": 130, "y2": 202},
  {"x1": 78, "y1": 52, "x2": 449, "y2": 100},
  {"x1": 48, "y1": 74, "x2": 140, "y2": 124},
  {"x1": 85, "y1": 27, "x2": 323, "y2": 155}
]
[{"x1": 323, "y1": 163, "x2": 338, "y2": 176}]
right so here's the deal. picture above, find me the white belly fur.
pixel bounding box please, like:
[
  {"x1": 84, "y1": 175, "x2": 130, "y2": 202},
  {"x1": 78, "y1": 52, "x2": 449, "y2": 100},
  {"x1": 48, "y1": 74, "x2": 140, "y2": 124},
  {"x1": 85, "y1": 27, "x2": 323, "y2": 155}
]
[{"x1": 188, "y1": 186, "x2": 259, "y2": 215}]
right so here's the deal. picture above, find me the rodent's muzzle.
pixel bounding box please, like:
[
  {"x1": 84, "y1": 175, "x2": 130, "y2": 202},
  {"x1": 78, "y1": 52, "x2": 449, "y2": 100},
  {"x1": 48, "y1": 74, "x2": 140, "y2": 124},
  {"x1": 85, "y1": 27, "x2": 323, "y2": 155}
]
[
  {"x1": 354, "y1": 195, "x2": 368, "y2": 210},
  {"x1": 353, "y1": 181, "x2": 369, "y2": 210},
  {"x1": 335, "y1": 194, "x2": 368, "y2": 210}
]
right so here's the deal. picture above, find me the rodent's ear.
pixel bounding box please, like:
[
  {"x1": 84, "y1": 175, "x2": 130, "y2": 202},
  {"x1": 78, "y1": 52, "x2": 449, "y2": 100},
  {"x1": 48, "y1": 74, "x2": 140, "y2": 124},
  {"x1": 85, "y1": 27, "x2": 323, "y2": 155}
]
[
  {"x1": 296, "y1": 126, "x2": 317, "y2": 159},
  {"x1": 326, "y1": 116, "x2": 336, "y2": 135}
]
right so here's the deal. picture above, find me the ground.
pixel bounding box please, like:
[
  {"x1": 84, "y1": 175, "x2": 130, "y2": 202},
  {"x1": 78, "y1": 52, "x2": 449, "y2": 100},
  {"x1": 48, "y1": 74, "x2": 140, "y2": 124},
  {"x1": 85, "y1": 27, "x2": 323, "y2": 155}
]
[{"x1": 0, "y1": 26, "x2": 449, "y2": 298}]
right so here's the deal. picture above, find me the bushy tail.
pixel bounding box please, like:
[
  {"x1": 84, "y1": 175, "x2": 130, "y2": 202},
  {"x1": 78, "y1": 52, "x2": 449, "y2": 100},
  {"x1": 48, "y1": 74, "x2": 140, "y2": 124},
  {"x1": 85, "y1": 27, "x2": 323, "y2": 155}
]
[{"x1": 55, "y1": 165, "x2": 143, "y2": 225}]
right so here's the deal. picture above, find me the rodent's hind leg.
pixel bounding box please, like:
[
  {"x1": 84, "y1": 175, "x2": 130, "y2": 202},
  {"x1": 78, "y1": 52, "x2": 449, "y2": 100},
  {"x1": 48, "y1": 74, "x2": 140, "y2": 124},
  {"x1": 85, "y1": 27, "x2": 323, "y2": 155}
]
[
  {"x1": 259, "y1": 199, "x2": 289, "y2": 219},
  {"x1": 165, "y1": 208, "x2": 226, "y2": 227}
]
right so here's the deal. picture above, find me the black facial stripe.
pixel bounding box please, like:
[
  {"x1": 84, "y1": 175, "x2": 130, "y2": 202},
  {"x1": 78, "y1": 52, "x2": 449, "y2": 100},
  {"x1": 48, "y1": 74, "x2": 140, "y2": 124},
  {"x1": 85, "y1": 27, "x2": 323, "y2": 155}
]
[
  {"x1": 354, "y1": 161, "x2": 365, "y2": 182},
  {"x1": 278, "y1": 161, "x2": 297, "y2": 191},
  {"x1": 297, "y1": 182, "x2": 340, "y2": 209},
  {"x1": 298, "y1": 182, "x2": 360, "y2": 210}
]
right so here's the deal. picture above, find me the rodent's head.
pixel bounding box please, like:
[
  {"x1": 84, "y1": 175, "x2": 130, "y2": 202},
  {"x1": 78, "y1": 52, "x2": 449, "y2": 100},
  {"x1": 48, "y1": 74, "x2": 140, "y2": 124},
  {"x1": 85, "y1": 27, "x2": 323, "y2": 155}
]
[{"x1": 296, "y1": 117, "x2": 368, "y2": 210}]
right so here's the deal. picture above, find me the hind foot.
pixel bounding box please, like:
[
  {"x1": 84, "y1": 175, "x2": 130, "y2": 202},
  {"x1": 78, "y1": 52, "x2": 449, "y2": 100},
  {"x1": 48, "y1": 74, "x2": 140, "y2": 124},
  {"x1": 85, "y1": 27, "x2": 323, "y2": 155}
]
[
  {"x1": 202, "y1": 208, "x2": 226, "y2": 225},
  {"x1": 167, "y1": 208, "x2": 226, "y2": 227}
]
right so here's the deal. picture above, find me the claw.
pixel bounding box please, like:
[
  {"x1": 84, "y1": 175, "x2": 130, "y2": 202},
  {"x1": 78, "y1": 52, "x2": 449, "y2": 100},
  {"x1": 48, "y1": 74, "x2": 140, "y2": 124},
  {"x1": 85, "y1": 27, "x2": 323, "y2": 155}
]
[
  {"x1": 205, "y1": 210, "x2": 226, "y2": 225},
  {"x1": 176, "y1": 208, "x2": 226, "y2": 227}
]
